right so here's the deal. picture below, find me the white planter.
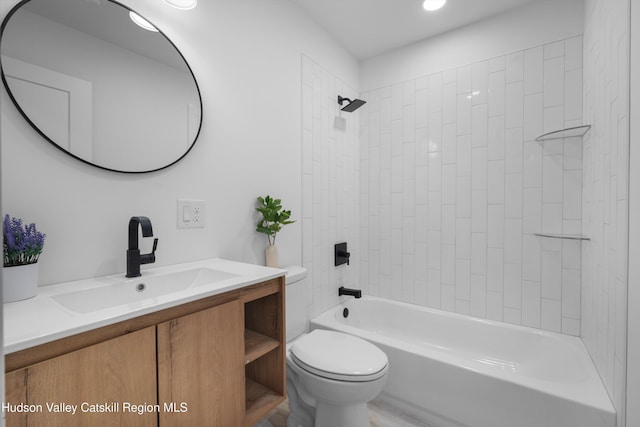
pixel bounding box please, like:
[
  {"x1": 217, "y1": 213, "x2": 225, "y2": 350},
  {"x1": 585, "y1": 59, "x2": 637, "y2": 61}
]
[
  {"x1": 265, "y1": 244, "x2": 279, "y2": 268},
  {"x1": 3, "y1": 263, "x2": 38, "y2": 303}
]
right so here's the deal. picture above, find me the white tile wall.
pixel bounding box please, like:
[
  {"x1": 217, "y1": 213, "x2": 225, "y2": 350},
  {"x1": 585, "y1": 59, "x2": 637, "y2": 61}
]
[
  {"x1": 301, "y1": 55, "x2": 360, "y2": 318},
  {"x1": 582, "y1": 0, "x2": 630, "y2": 425},
  {"x1": 360, "y1": 36, "x2": 584, "y2": 335}
]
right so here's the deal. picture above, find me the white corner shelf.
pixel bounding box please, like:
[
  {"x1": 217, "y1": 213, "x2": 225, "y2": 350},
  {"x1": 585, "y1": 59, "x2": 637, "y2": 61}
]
[
  {"x1": 534, "y1": 233, "x2": 590, "y2": 241},
  {"x1": 535, "y1": 125, "x2": 591, "y2": 142}
]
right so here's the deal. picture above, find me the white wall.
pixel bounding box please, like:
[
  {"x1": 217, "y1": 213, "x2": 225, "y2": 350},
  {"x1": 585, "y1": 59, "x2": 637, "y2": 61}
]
[
  {"x1": 0, "y1": 0, "x2": 358, "y2": 286},
  {"x1": 301, "y1": 55, "x2": 360, "y2": 318},
  {"x1": 360, "y1": 0, "x2": 584, "y2": 92},
  {"x1": 582, "y1": 0, "x2": 630, "y2": 425},
  {"x1": 627, "y1": 2, "x2": 640, "y2": 425},
  {"x1": 359, "y1": 34, "x2": 585, "y2": 334}
]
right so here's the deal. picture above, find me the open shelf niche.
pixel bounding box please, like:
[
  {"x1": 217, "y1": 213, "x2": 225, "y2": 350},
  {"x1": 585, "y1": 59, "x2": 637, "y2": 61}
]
[{"x1": 535, "y1": 125, "x2": 591, "y2": 142}]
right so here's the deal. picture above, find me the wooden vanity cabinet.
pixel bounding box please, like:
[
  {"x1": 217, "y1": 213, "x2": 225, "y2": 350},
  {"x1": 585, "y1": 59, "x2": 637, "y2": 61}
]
[{"x1": 4, "y1": 277, "x2": 286, "y2": 427}]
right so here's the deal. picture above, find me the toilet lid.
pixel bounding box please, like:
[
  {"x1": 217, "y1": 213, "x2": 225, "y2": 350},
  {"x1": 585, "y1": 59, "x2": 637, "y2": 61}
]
[{"x1": 290, "y1": 329, "x2": 388, "y2": 382}]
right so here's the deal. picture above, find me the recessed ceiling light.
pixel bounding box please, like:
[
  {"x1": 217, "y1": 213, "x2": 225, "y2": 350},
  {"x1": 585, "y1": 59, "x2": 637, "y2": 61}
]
[
  {"x1": 423, "y1": 0, "x2": 446, "y2": 12},
  {"x1": 163, "y1": 0, "x2": 197, "y2": 10},
  {"x1": 129, "y1": 11, "x2": 158, "y2": 32}
]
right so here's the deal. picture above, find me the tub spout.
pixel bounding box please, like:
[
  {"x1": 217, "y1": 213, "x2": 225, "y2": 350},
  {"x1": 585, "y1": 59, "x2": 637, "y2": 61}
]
[{"x1": 338, "y1": 286, "x2": 362, "y2": 298}]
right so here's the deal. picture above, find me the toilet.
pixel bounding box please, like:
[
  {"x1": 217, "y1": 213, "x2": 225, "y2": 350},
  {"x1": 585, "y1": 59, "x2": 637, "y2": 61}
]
[{"x1": 284, "y1": 267, "x2": 389, "y2": 427}]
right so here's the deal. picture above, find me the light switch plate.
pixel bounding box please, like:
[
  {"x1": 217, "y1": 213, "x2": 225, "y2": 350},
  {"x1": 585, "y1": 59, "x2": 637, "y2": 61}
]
[{"x1": 177, "y1": 199, "x2": 205, "y2": 229}]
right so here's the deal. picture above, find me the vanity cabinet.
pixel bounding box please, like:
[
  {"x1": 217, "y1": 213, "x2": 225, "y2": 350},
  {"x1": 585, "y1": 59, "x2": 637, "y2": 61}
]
[{"x1": 5, "y1": 277, "x2": 286, "y2": 427}]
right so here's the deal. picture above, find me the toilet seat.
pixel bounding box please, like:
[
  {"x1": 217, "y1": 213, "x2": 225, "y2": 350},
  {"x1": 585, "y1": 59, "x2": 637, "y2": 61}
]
[{"x1": 290, "y1": 329, "x2": 388, "y2": 382}]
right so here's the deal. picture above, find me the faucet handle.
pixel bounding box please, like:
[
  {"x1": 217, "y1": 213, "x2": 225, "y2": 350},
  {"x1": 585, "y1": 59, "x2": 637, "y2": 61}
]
[
  {"x1": 140, "y1": 238, "x2": 158, "y2": 265},
  {"x1": 152, "y1": 238, "x2": 158, "y2": 254}
]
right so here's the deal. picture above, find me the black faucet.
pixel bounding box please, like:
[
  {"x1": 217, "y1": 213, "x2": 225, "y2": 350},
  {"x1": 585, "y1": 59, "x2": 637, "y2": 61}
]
[
  {"x1": 338, "y1": 286, "x2": 362, "y2": 299},
  {"x1": 126, "y1": 216, "x2": 158, "y2": 278}
]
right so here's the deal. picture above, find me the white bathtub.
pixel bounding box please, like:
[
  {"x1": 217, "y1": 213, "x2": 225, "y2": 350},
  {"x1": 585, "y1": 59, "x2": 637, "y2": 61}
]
[{"x1": 310, "y1": 296, "x2": 615, "y2": 427}]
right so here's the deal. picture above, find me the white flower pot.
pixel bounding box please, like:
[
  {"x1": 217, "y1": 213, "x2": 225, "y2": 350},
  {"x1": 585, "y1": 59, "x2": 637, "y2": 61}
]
[
  {"x1": 2, "y1": 263, "x2": 38, "y2": 303},
  {"x1": 265, "y1": 244, "x2": 279, "y2": 268}
]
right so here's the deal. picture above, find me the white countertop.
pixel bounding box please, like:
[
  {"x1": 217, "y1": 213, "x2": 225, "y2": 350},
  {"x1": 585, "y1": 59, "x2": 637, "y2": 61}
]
[{"x1": 4, "y1": 258, "x2": 285, "y2": 354}]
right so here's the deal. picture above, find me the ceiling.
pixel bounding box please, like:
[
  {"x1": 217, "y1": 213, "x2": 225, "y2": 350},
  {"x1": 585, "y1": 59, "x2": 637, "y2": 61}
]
[{"x1": 291, "y1": 0, "x2": 538, "y2": 60}]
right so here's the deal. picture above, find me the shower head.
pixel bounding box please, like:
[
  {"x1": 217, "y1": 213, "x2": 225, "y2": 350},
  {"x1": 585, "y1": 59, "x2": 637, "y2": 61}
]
[{"x1": 338, "y1": 95, "x2": 366, "y2": 112}]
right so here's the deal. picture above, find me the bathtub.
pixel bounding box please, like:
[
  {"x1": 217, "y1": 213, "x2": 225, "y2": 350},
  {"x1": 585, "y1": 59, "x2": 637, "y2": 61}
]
[{"x1": 310, "y1": 296, "x2": 615, "y2": 427}]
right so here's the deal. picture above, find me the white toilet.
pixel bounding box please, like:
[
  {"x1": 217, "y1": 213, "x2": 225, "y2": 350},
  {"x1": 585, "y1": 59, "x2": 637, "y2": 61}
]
[{"x1": 284, "y1": 267, "x2": 389, "y2": 427}]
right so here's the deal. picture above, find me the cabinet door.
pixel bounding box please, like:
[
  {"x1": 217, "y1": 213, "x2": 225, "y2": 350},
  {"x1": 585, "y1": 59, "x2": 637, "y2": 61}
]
[
  {"x1": 158, "y1": 299, "x2": 244, "y2": 427},
  {"x1": 5, "y1": 327, "x2": 157, "y2": 427}
]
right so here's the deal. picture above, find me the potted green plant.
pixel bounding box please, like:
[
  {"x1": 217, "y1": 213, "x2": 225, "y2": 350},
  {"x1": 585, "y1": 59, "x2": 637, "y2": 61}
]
[
  {"x1": 3, "y1": 214, "x2": 46, "y2": 302},
  {"x1": 255, "y1": 195, "x2": 295, "y2": 267}
]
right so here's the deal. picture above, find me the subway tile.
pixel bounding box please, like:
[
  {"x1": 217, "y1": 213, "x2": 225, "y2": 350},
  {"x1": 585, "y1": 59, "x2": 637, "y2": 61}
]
[
  {"x1": 504, "y1": 173, "x2": 523, "y2": 219},
  {"x1": 487, "y1": 248, "x2": 504, "y2": 292},
  {"x1": 541, "y1": 249, "x2": 562, "y2": 300},
  {"x1": 457, "y1": 93, "x2": 472, "y2": 135},
  {"x1": 428, "y1": 154, "x2": 442, "y2": 192},
  {"x1": 415, "y1": 76, "x2": 428, "y2": 91},
  {"x1": 504, "y1": 263, "x2": 522, "y2": 309},
  {"x1": 564, "y1": 68, "x2": 583, "y2": 122},
  {"x1": 561, "y1": 317, "x2": 580, "y2": 336},
  {"x1": 544, "y1": 40, "x2": 564, "y2": 60},
  {"x1": 415, "y1": 89, "x2": 428, "y2": 128},
  {"x1": 503, "y1": 308, "x2": 522, "y2": 325},
  {"x1": 415, "y1": 165, "x2": 428, "y2": 205},
  {"x1": 506, "y1": 51, "x2": 524, "y2": 83},
  {"x1": 487, "y1": 291, "x2": 504, "y2": 321},
  {"x1": 391, "y1": 155, "x2": 402, "y2": 192},
  {"x1": 543, "y1": 105, "x2": 564, "y2": 134},
  {"x1": 541, "y1": 299, "x2": 561, "y2": 332},
  {"x1": 429, "y1": 73, "x2": 443, "y2": 112},
  {"x1": 402, "y1": 143, "x2": 416, "y2": 181},
  {"x1": 522, "y1": 188, "x2": 542, "y2": 234},
  {"x1": 428, "y1": 269, "x2": 442, "y2": 308},
  {"x1": 402, "y1": 180, "x2": 415, "y2": 217},
  {"x1": 443, "y1": 68, "x2": 457, "y2": 84},
  {"x1": 429, "y1": 111, "x2": 443, "y2": 150},
  {"x1": 456, "y1": 135, "x2": 472, "y2": 176},
  {"x1": 415, "y1": 204, "x2": 428, "y2": 243},
  {"x1": 542, "y1": 203, "x2": 563, "y2": 234},
  {"x1": 428, "y1": 230, "x2": 441, "y2": 269},
  {"x1": 487, "y1": 205, "x2": 505, "y2": 248},
  {"x1": 471, "y1": 233, "x2": 487, "y2": 275},
  {"x1": 522, "y1": 234, "x2": 541, "y2": 282},
  {"x1": 561, "y1": 239, "x2": 581, "y2": 270},
  {"x1": 455, "y1": 259, "x2": 471, "y2": 300},
  {"x1": 457, "y1": 65, "x2": 472, "y2": 93},
  {"x1": 441, "y1": 284, "x2": 456, "y2": 311},
  {"x1": 381, "y1": 95, "x2": 392, "y2": 133},
  {"x1": 542, "y1": 154, "x2": 564, "y2": 203},
  {"x1": 544, "y1": 57, "x2": 565, "y2": 107},
  {"x1": 392, "y1": 119, "x2": 403, "y2": 157},
  {"x1": 523, "y1": 93, "x2": 543, "y2": 142},
  {"x1": 472, "y1": 104, "x2": 488, "y2": 147},
  {"x1": 456, "y1": 176, "x2": 472, "y2": 218},
  {"x1": 564, "y1": 137, "x2": 583, "y2": 170},
  {"x1": 428, "y1": 191, "x2": 442, "y2": 230},
  {"x1": 456, "y1": 299, "x2": 470, "y2": 315},
  {"x1": 488, "y1": 160, "x2": 505, "y2": 204},
  {"x1": 505, "y1": 127, "x2": 523, "y2": 174},
  {"x1": 443, "y1": 82, "x2": 457, "y2": 124},
  {"x1": 442, "y1": 164, "x2": 457, "y2": 204},
  {"x1": 524, "y1": 46, "x2": 543, "y2": 95},
  {"x1": 456, "y1": 218, "x2": 471, "y2": 259},
  {"x1": 564, "y1": 35, "x2": 583, "y2": 71},
  {"x1": 403, "y1": 79, "x2": 416, "y2": 105},
  {"x1": 415, "y1": 242, "x2": 428, "y2": 281},
  {"x1": 415, "y1": 128, "x2": 428, "y2": 167},
  {"x1": 472, "y1": 147, "x2": 488, "y2": 190},
  {"x1": 506, "y1": 82, "x2": 524, "y2": 128},
  {"x1": 472, "y1": 190, "x2": 488, "y2": 233},
  {"x1": 504, "y1": 219, "x2": 523, "y2": 264},
  {"x1": 488, "y1": 56, "x2": 506, "y2": 73},
  {"x1": 470, "y1": 275, "x2": 487, "y2": 317},
  {"x1": 403, "y1": 105, "x2": 416, "y2": 142},
  {"x1": 441, "y1": 244, "x2": 456, "y2": 284},
  {"x1": 442, "y1": 205, "x2": 456, "y2": 245},
  {"x1": 472, "y1": 60, "x2": 488, "y2": 105},
  {"x1": 488, "y1": 115, "x2": 506, "y2": 160},
  {"x1": 523, "y1": 141, "x2": 543, "y2": 188},
  {"x1": 562, "y1": 269, "x2": 581, "y2": 319},
  {"x1": 392, "y1": 83, "x2": 403, "y2": 120},
  {"x1": 522, "y1": 281, "x2": 541, "y2": 328},
  {"x1": 488, "y1": 70, "x2": 506, "y2": 116},
  {"x1": 442, "y1": 123, "x2": 457, "y2": 164},
  {"x1": 563, "y1": 170, "x2": 582, "y2": 220}
]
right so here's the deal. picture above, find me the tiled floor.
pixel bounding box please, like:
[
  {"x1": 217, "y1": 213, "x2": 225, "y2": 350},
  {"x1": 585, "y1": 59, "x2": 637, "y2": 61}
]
[{"x1": 264, "y1": 398, "x2": 431, "y2": 427}]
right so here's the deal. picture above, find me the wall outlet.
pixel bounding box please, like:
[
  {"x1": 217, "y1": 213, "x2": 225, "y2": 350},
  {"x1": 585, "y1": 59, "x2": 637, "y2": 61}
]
[{"x1": 177, "y1": 199, "x2": 206, "y2": 229}]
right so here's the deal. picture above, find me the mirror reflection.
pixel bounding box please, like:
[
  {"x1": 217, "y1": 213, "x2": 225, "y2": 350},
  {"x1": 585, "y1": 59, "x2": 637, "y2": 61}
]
[{"x1": 0, "y1": 0, "x2": 202, "y2": 173}]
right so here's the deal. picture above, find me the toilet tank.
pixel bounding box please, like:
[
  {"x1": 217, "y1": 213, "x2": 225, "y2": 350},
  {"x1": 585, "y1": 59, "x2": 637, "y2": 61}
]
[{"x1": 284, "y1": 266, "x2": 308, "y2": 343}]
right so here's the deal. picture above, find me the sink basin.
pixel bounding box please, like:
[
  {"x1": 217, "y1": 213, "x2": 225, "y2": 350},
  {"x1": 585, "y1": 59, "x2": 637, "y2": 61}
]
[{"x1": 52, "y1": 268, "x2": 240, "y2": 314}]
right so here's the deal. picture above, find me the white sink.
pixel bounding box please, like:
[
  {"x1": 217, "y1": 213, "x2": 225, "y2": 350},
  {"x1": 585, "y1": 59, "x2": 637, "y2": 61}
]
[{"x1": 51, "y1": 268, "x2": 240, "y2": 314}]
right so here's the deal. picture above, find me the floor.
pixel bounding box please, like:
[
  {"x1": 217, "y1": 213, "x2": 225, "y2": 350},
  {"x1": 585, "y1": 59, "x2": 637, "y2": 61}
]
[{"x1": 264, "y1": 398, "x2": 431, "y2": 427}]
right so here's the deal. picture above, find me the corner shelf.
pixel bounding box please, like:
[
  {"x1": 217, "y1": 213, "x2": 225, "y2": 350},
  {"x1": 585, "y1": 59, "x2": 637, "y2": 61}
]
[
  {"x1": 534, "y1": 232, "x2": 590, "y2": 241},
  {"x1": 535, "y1": 125, "x2": 591, "y2": 142}
]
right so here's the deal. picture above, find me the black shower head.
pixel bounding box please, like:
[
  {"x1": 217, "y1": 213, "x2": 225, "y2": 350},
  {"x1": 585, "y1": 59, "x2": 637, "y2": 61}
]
[{"x1": 338, "y1": 95, "x2": 367, "y2": 112}]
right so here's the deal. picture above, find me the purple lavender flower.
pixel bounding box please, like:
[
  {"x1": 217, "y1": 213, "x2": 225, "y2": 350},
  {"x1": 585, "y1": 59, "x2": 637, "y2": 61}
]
[{"x1": 3, "y1": 214, "x2": 46, "y2": 267}]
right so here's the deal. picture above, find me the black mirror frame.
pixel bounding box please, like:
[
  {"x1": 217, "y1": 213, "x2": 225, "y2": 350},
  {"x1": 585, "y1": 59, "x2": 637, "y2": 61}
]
[{"x1": 0, "y1": 0, "x2": 203, "y2": 174}]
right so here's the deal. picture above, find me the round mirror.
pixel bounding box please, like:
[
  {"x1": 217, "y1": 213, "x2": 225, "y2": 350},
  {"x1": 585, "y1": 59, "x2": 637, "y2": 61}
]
[{"x1": 0, "y1": 0, "x2": 202, "y2": 173}]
